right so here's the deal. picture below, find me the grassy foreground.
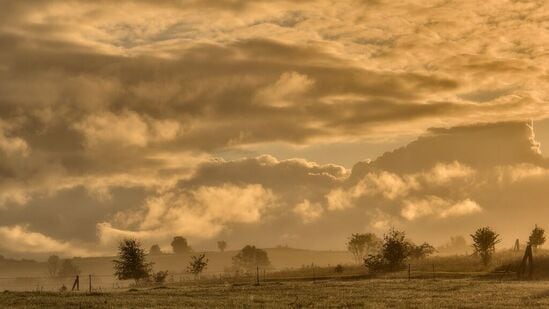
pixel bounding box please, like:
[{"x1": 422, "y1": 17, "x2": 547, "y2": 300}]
[{"x1": 3, "y1": 278, "x2": 549, "y2": 308}]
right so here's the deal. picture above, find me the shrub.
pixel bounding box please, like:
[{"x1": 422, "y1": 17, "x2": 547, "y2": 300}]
[{"x1": 152, "y1": 271, "x2": 169, "y2": 284}]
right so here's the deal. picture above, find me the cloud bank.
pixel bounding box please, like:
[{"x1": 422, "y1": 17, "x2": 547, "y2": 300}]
[{"x1": 1, "y1": 1, "x2": 549, "y2": 256}]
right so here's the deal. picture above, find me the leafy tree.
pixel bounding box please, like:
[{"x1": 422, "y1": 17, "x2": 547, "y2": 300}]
[
  {"x1": 364, "y1": 228, "x2": 413, "y2": 271},
  {"x1": 232, "y1": 245, "x2": 271, "y2": 273},
  {"x1": 381, "y1": 228, "x2": 410, "y2": 270},
  {"x1": 217, "y1": 241, "x2": 227, "y2": 252},
  {"x1": 471, "y1": 227, "x2": 501, "y2": 266},
  {"x1": 47, "y1": 255, "x2": 60, "y2": 278},
  {"x1": 171, "y1": 236, "x2": 192, "y2": 254},
  {"x1": 113, "y1": 239, "x2": 154, "y2": 283},
  {"x1": 346, "y1": 233, "x2": 381, "y2": 264},
  {"x1": 529, "y1": 225, "x2": 546, "y2": 250},
  {"x1": 408, "y1": 242, "x2": 436, "y2": 259},
  {"x1": 57, "y1": 259, "x2": 81, "y2": 277},
  {"x1": 149, "y1": 244, "x2": 162, "y2": 255},
  {"x1": 187, "y1": 254, "x2": 209, "y2": 278}
]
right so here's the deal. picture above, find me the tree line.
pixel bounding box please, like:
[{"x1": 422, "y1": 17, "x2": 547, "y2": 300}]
[
  {"x1": 113, "y1": 238, "x2": 271, "y2": 284},
  {"x1": 347, "y1": 225, "x2": 546, "y2": 272}
]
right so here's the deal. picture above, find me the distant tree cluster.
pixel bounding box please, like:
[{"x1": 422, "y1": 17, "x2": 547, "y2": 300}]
[
  {"x1": 171, "y1": 236, "x2": 192, "y2": 254},
  {"x1": 47, "y1": 255, "x2": 80, "y2": 278},
  {"x1": 232, "y1": 245, "x2": 271, "y2": 273},
  {"x1": 363, "y1": 229, "x2": 435, "y2": 271}
]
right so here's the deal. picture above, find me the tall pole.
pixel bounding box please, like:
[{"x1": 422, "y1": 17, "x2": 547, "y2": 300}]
[
  {"x1": 89, "y1": 274, "x2": 92, "y2": 293},
  {"x1": 256, "y1": 266, "x2": 260, "y2": 285}
]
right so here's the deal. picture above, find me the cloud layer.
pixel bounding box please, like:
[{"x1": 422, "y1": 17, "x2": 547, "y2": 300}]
[{"x1": 1, "y1": 1, "x2": 549, "y2": 256}]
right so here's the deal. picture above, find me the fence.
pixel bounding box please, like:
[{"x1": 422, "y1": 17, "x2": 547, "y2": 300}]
[{"x1": 0, "y1": 264, "x2": 497, "y2": 292}]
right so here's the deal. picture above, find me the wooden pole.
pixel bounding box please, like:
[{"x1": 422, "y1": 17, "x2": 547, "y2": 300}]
[
  {"x1": 408, "y1": 264, "x2": 411, "y2": 280},
  {"x1": 88, "y1": 274, "x2": 92, "y2": 293},
  {"x1": 256, "y1": 266, "x2": 260, "y2": 285},
  {"x1": 71, "y1": 275, "x2": 79, "y2": 291},
  {"x1": 432, "y1": 264, "x2": 435, "y2": 279}
]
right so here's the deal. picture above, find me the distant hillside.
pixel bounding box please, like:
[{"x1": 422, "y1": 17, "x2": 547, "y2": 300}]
[{"x1": 0, "y1": 248, "x2": 354, "y2": 278}]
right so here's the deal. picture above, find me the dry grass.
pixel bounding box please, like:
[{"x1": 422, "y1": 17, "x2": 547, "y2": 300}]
[{"x1": 3, "y1": 278, "x2": 549, "y2": 308}]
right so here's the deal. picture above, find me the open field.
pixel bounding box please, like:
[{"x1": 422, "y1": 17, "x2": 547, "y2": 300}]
[{"x1": 3, "y1": 278, "x2": 549, "y2": 308}]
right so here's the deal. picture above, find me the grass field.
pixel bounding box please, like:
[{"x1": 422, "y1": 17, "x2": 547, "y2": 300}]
[{"x1": 3, "y1": 277, "x2": 549, "y2": 308}]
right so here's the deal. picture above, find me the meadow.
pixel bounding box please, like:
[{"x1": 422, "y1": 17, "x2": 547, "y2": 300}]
[
  {"x1": 2, "y1": 249, "x2": 547, "y2": 308},
  {"x1": 4, "y1": 277, "x2": 549, "y2": 308}
]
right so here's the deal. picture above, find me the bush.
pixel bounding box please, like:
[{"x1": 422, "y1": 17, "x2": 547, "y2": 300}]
[
  {"x1": 363, "y1": 228, "x2": 435, "y2": 272},
  {"x1": 334, "y1": 264, "x2": 344, "y2": 273},
  {"x1": 364, "y1": 254, "x2": 391, "y2": 272},
  {"x1": 152, "y1": 271, "x2": 169, "y2": 284}
]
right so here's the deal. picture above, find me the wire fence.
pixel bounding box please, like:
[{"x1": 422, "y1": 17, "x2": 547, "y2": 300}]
[{"x1": 0, "y1": 264, "x2": 497, "y2": 292}]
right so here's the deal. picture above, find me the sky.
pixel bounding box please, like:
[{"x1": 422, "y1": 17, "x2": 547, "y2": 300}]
[{"x1": 1, "y1": 0, "x2": 549, "y2": 258}]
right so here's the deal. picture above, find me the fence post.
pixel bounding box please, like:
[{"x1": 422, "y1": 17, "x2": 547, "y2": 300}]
[
  {"x1": 408, "y1": 264, "x2": 411, "y2": 280},
  {"x1": 88, "y1": 274, "x2": 92, "y2": 293},
  {"x1": 256, "y1": 266, "x2": 260, "y2": 285},
  {"x1": 71, "y1": 275, "x2": 79, "y2": 291}
]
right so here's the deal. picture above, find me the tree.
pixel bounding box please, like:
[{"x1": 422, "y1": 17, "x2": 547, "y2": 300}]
[
  {"x1": 113, "y1": 239, "x2": 154, "y2": 283},
  {"x1": 171, "y1": 236, "x2": 192, "y2": 254},
  {"x1": 187, "y1": 254, "x2": 209, "y2": 278},
  {"x1": 149, "y1": 244, "x2": 162, "y2": 255},
  {"x1": 232, "y1": 245, "x2": 271, "y2": 273},
  {"x1": 364, "y1": 228, "x2": 411, "y2": 271},
  {"x1": 408, "y1": 242, "x2": 436, "y2": 259},
  {"x1": 346, "y1": 233, "x2": 381, "y2": 264},
  {"x1": 57, "y1": 259, "x2": 81, "y2": 277},
  {"x1": 47, "y1": 255, "x2": 60, "y2": 278},
  {"x1": 381, "y1": 229, "x2": 410, "y2": 269},
  {"x1": 217, "y1": 241, "x2": 227, "y2": 252},
  {"x1": 471, "y1": 227, "x2": 501, "y2": 266},
  {"x1": 529, "y1": 225, "x2": 546, "y2": 250}
]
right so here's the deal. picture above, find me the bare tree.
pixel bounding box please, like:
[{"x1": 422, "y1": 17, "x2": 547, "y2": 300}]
[
  {"x1": 57, "y1": 259, "x2": 81, "y2": 277},
  {"x1": 346, "y1": 233, "x2": 381, "y2": 264},
  {"x1": 187, "y1": 254, "x2": 208, "y2": 279},
  {"x1": 47, "y1": 255, "x2": 60, "y2": 278}
]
